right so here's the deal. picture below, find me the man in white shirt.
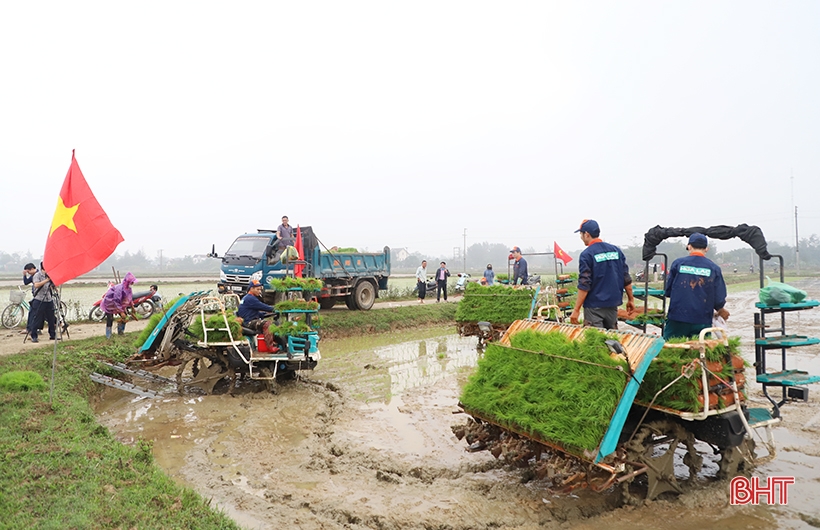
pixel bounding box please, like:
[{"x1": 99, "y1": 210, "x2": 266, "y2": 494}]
[{"x1": 415, "y1": 260, "x2": 428, "y2": 303}]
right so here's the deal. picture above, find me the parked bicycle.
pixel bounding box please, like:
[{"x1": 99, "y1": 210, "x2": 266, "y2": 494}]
[
  {"x1": 2, "y1": 286, "x2": 68, "y2": 330},
  {"x1": 2, "y1": 287, "x2": 29, "y2": 329}
]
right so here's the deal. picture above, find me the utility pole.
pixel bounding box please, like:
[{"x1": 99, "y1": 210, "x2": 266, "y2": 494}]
[
  {"x1": 463, "y1": 228, "x2": 467, "y2": 273},
  {"x1": 795, "y1": 206, "x2": 800, "y2": 275},
  {"x1": 158, "y1": 249, "x2": 163, "y2": 272}
]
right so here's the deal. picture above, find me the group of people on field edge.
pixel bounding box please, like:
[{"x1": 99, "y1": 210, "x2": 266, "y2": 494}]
[
  {"x1": 415, "y1": 260, "x2": 451, "y2": 303},
  {"x1": 20, "y1": 263, "x2": 150, "y2": 343}
]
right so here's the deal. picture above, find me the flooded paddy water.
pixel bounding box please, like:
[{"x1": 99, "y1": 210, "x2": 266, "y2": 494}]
[{"x1": 94, "y1": 282, "x2": 820, "y2": 529}]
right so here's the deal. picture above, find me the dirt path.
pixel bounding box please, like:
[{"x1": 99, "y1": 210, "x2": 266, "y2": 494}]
[{"x1": 0, "y1": 319, "x2": 151, "y2": 357}]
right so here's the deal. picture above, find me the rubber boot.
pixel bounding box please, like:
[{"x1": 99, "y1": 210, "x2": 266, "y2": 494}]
[
  {"x1": 117, "y1": 322, "x2": 126, "y2": 335},
  {"x1": 105, "y1": 326, "x2": 112, "y2": 339}
]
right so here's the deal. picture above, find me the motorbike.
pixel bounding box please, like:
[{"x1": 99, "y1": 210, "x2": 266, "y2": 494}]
[
  {"x1": 635, "y1": 268, "x2": 665, "y2": 283},
  {"x1": 414, "y1": 279, "x2": 438, "y2": 295},
  {"x1": 454, "y1": 273, "x2": 471, "y2": 292},
  {"x1": 89, "y1": 289, "x2": 162, "y2": 322}
]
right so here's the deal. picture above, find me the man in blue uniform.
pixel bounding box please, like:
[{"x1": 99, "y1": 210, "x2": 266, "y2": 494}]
[
  {"x1": 663, "y1": 233, "x2": 729, "y2": 340},
  {"x1": 570, "y1": 220, "x2": 634, "y2": 330},
  {"x1": 237, "y1": 279, "x2": 274, "y2": 332}
]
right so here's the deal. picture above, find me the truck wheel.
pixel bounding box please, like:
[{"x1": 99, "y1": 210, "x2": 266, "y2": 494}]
[
  {"x1": 345, "y1": 295, "x2": 357, "y2": 310},
  {"x1": 319, "y1": 298, "x2": 336, "y2": 310},
  {"x1": 353, "y1": 281, "x2": 376, "y2": 310}
]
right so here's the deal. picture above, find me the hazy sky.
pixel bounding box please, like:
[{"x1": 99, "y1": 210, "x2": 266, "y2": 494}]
[{"x1": 2, "y1": 2, "x2": 819, "y2": 261}]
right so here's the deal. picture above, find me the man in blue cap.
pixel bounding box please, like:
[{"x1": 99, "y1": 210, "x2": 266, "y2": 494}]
[
  {"x1": 570, "y1": 220, "x2": 634, "y2": 329},
  {"x1": 237, "y1": 279, "x2": 274, "y2": 332},
  {"x1": 510, "y1": 246, "x2": 528, "y2": 286},
  {"x1": 663, "y1": 233, "x2": 729, "y2": 340}
]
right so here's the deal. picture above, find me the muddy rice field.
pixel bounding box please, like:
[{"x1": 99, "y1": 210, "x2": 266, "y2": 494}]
[{"x1": 94, "y1": 281, "x2": 820, "y2": 529}]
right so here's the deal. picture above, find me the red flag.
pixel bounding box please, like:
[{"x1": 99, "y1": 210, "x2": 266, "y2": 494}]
[
  {"x1": 554, "y1": 241, "x2": 572, "y2": 265},
  {"x1": 294, "y1": 225, "x2": 304, "y2": 278},
  {"x1": 43, "y1": 151, "x2": 124, "y2": 286},
  {"x1": 660, "y1": 262, "x2": 666, "y2": 273}
]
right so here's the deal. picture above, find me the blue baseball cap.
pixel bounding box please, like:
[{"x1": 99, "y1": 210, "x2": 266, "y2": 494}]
[
  {"x1": 574, "y1": 219, "x2": 600, "y2": 236},
  {"x1": 248, "y1": 279, "x2": 264, "y2": 289},
  {"x1": 688, "y1": 233, "x2": 708, "y2": 248}
]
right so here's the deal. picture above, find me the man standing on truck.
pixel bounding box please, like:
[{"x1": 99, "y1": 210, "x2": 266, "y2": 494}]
[
  {"x1": 570, "y1": 220, "x2": 635, "y2": 330},
  {"x1": 416, "y1": 260, "x2": 428, "y2": 303},
  {"x1": 663, "y1": 233, "x2": 729, "y2": 340},
  {"x1": 277, "y1": 216, "x2": 294, "y2": 250},
  {"x1": 237, "y1": 279, "x2": 274, "y2": 333}
]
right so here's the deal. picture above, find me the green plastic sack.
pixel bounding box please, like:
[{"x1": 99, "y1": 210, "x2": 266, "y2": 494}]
[
  {"x1": 280, "y1": 245, "x2": 300, "y2": 264},
  {"x1": 759, "y1": 277, "x2": 807, "y2": 305}
]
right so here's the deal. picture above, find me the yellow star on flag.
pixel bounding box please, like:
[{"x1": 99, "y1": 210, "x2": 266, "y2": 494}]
[{"x1": 50, "y1": 196, "x2": 80, "y2": 236}]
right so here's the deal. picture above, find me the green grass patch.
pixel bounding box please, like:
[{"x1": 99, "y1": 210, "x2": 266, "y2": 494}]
[
  {"x1": 319, "y1": 303, "x2": 456, "y2": 339},
  {"x1": 460, "y1": 328, "x2": 629, "y2": 454},
  {"x1": 0, "y1": 337, "x2": 239, "y2": 529},
  {"x1": 455, "y1": 283, "x2": 535, "y2": 325},
  {"x1": 0, "y1": 370, "x2": 47, "y2": 392}
]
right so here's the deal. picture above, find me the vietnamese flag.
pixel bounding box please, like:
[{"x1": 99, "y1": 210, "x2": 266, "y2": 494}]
[
  {"x1": 43, "y1": 151, "x2": 124, "y2": 286},
  {"x1": 554, "y1": 241, "x2": 572, "y2": 265},
  {"x1": 294, "y1": 225, "x2": 304, "y2": 278}
]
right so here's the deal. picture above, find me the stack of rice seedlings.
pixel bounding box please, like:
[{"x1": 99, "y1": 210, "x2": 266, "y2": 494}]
[
  {"x1": 134, "y1": 295, "x2": 183, "y2": 348},
  {"x1": 187, "y1": 313, "x2": 243, "y2": 342},
  {"x1": 323, "y1": 247, "x2": 358, "y2": 253},
  {"x1": 274, "y1": 300, "x2": 320, "y2": 312},
  {"x1": 460, "y1": 328, "x2": 630, "y2": 455},
  {"x1": 455, "y1": 283, "x2": 535, "y2": 325},
  {"x1": 268, "y1": 277, "x2": 324, "y2": 292},
  {"x1": 635, "y1": 337, "x2": 745, "y2": 412}
]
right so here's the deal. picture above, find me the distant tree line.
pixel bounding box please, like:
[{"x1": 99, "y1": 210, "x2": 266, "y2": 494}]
[
  {"x1": 0, "y1": 249, "x2": 220, "y2": 276},
  {"x1": 2, "y1": 234, "x2": 818, "y2": 277},
  {"x1": 390, "y1": 234, "x2": 820, "y2": 274}
]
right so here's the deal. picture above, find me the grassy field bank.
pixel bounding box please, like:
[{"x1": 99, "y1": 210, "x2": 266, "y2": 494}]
[{"x1": 0, "y1": 337, "x2": 239, "y2": 530}]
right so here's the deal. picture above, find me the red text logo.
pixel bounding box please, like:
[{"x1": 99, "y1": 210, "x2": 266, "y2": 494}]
[{"x1": 730, "y1": 476, "x2": 795, "y2": 505}]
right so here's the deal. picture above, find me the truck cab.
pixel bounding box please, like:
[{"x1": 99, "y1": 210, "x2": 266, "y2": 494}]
[{"x1": 216, "y1": 230, "x2": 290, "y2": 296}]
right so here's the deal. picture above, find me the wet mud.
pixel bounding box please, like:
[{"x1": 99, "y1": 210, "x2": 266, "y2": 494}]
[{"x1": 95, "y1": 283, "x2": 820, "y2": 529}]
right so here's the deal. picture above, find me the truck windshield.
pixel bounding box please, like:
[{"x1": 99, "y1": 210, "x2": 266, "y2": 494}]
[{"x1": 225, "y1": 236, "x2": 270, "y2": 259}]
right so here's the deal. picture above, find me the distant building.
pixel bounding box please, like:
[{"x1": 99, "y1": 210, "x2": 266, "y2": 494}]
[{"x1": 394, "y1": 248, "x2": 410, "y2": 262}]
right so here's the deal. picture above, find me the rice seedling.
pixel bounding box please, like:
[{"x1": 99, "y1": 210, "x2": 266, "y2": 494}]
[
  {"x1": 187, "y1": 313, "x2": 243, "y2": 342},
  {"x1": 635, "y1": 336, "x2": 743, "y2": 412},
  {"x1": 460, "y1": 328, "x2": 630, "y2": 454},
  {"x1": 455, "y1": 283, "x2": 536, "y2": 325}
]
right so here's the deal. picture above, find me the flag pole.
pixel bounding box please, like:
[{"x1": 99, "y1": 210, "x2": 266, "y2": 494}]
[{"x1": 49, "y1": 285, "x2": 59, "y2": 404}]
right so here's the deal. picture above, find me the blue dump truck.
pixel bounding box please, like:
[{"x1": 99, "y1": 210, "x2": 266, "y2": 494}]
[{"x1": 213, "y1": 226, "x2": 390, "y2": 310}]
